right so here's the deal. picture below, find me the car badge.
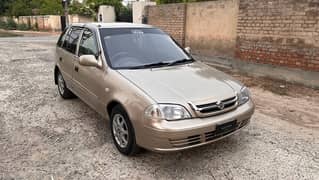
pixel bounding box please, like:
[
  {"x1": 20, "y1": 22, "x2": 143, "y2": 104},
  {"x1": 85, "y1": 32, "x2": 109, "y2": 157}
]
[{"x1": 216, "y1": 101, "x2": 225, "y2": 110}]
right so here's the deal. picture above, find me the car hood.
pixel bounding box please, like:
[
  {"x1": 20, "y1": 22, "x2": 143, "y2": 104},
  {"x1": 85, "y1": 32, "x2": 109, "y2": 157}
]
[{"x1": 118, "y1": 62, "x2": 243, "y2": 104}]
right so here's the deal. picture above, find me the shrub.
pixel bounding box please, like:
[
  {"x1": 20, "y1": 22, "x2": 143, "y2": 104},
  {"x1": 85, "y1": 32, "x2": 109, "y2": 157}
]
[
  {"x1": 116, "y1": 7, "x2": 132, "y2": 22},
  {"x1": 17, "y1": 23, "x2": 30, "y2": 31},
  {"x1": 32, "y1": 22, "x2": 39, "y2": 31},
  {"x1": 0, "y1": 19, "x2": 6, "y2": 29},
  {"x1": 27, "y1": 19, "x2": 31, "y2": 29},
  {"x1": 6, "y1": 18, "x2": 17, "y2": 30}
]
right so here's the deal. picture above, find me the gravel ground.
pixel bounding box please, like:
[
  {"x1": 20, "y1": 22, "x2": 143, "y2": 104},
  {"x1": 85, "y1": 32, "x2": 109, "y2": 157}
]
[{"x1": 0, "y1": 36, "x2": 318, "y2": 180}]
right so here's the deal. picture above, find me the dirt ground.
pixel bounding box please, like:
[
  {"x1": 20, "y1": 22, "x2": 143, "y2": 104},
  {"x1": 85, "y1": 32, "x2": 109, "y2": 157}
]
[
  {"x1": 0, "y1": 35, "x2": 318, "y2": 180},
  {"x1": 0, "y1": 29, "x2": 59, "y2": 38},
  {"x1": 0, "y1": 31, "x2": 21, "y2": 37}
]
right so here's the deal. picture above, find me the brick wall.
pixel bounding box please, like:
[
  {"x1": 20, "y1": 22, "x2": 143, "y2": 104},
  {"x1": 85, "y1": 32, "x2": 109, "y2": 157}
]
[
  {"x1": 145, "y1": 3, "x2": 186, "y2": 46},
  {"x1": 236, "y1": 0, "x2": 319, "y2": 71},
  {"x1": 145, "y1": 0, "x2": 319, "y2": 72}
]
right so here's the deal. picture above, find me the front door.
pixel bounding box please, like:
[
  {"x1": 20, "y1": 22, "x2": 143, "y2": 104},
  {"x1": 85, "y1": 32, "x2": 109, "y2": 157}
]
[{"x1": 72, "y1": 28, "x2": 106, "y2": 115}]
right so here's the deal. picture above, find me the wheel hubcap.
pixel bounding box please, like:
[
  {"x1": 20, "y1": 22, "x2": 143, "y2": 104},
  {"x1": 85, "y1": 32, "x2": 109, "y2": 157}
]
[
  {"x1": 112, "y1": 114, "x2": 129, "y2": 148},
  {"x1": 58, "y1": 74, "x2": 65, "y2": 94}
]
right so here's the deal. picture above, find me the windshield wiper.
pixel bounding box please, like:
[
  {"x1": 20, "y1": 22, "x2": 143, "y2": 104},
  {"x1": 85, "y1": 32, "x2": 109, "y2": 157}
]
[
  {"x1": 167, "y1": 58, "x2": 194, "y2": 66},
  {"x1": 129, "y1": 61, "x2": 171, "y2": 69},
  {"x1": 126, "y1": 58, "x2": 194, "y2": 69}
]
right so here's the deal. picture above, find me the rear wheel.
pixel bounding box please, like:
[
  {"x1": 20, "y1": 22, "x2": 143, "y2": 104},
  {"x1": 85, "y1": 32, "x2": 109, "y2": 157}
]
[
  {"x1": 57, "y1": 71, "x2": 75, "y2": 99},
  {"x1": 110, "y1": 105, "x2": 140, "y2": 156}
]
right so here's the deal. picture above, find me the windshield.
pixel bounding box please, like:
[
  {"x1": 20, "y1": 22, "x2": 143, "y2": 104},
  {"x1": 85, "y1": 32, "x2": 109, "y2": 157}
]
[{"x1": 99, "y1": 28, "x2": 192, "y2": 69}]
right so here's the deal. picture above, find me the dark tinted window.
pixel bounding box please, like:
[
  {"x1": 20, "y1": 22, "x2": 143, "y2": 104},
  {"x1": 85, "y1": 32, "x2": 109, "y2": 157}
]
[
  {"x1": 99, "y1": 28, "x2": 191, "y2": 69},
  {"x1": 78, "y1": 29, "x2": 98, "y2": 56},
  {"x1": 57, "y1": 28, "x2": 68, "y2": 47},
  {"x1": 62, "y1": 27, "x2": 82, "y2": 54}
]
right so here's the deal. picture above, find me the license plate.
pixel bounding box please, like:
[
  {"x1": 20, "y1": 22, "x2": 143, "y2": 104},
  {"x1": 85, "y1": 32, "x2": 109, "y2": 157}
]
[{"x1": 216, "y1": 120, "x2": 237, "y2": 134}]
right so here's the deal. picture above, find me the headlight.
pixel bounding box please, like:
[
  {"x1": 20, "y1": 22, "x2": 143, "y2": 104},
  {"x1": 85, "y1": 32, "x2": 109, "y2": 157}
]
[
  {"x1": 238, "y1": 86, "x2": 250, "y2": 106},
  {"x1": 145, "y1": 104, "x2": 191, "y2": 121}
]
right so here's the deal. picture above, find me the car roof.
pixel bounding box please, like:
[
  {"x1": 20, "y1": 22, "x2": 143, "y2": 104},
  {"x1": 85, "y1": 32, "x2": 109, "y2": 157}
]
[{"x1": 70, "y1": 22, "x2": 154, "y2": 29}]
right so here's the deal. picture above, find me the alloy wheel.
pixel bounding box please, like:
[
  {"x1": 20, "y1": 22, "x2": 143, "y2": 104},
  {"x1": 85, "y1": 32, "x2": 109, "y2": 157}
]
[
  {"x1": 112, "y1": 114, "x2": 129, "y2": 148},
  {"x1": 58, "y1": 74, "x2": 65, "y2": 95}
]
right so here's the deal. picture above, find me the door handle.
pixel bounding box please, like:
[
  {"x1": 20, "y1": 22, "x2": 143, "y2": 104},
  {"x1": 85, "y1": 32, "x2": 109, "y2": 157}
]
[
  {"x1": 74, "y1": 66, "x2": 79, "y2": 72},
  {"x1": 59, "y1": 57, "x2": 62, "y2": 62}
]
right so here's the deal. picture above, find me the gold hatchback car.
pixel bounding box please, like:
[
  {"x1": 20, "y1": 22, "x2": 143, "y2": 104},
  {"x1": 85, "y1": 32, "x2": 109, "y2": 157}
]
[{"x1": 54, "y1": 23, "x2": 255, "y2": 155}]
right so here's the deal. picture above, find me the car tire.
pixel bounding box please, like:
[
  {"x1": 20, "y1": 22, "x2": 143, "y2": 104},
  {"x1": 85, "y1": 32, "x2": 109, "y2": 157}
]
[
  {"x1": 57, "y1": 71, "x2": 75, "y2": 99},
  {"x1": 110, "y1": 105, "x2": 140, "y2": 156}
]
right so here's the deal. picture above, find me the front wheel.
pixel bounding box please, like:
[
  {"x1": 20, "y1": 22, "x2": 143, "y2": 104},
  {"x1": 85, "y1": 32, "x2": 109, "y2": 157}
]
[{"x1": 111, "y1": 105, "x2": 140, "y2": 156}]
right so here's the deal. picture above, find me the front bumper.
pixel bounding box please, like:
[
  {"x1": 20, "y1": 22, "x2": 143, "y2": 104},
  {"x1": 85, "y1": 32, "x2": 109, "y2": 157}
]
[{"x1": 135, "y1": 100, "x2": 255, "y2": 152}]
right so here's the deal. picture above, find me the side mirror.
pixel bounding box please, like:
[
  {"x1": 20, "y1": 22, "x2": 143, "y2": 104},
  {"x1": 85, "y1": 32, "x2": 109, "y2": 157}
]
[
  {"x1": 185, "y1": 47, "x2": 191, "y2": 54},
  {"x1": 79, "y1": 55, "x2": 101, "y2": 68}
]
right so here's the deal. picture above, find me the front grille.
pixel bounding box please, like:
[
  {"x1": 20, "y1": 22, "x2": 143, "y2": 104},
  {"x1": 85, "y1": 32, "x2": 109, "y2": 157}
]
[
  {"x1": 192, "y1": 96, "x2": 238, "y2": 116},
  {"x1": 169, "y1": 119, "x2": 250, "y2": 149}
]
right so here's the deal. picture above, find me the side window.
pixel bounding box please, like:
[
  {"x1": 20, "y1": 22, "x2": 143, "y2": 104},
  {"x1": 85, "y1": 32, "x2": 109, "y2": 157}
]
[
  {"x1": 78, "y1": 29, "x2": 99, "y2": 57},
  {"x1": 57, "y1": 28, "x2": 68, "y2": 47},
  {"x1": 62, "y1": 27, "x2": 82, "y2": 54}
]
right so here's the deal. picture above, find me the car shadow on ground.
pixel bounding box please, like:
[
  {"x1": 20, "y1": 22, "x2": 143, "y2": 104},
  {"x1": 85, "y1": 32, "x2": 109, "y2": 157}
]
[{"x1": 130, "y1": 133, "x2": 247, "y2": 179}]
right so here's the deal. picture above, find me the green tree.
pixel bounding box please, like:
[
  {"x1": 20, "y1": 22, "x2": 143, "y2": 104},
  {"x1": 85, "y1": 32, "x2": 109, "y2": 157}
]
[
  {"x1": 69, "y1": 1, "x2": 95, "y2": 17},
  {"x1": 85, "y1": 0, "x2": 131, "y2": 21},
  {"x1": 116, "y1": 6, "x2": 132, "y2": 22},
  {"x1": 8, "y1": 0, "x2": 32, "y2": 16},
  {"x1": 2, "y1": 0, "x2": 131, "y2": 22},
  {"x1": 0, "y1": 0, "x2": 13, "y2": 15},
  {"x1": 5, "y1": 0, "x2": 62, "y2": 16},
  {"x1": 38, "y1": 0, "x2": 63, "y2": 15},
  {"x1": 85, "y1": 0, "x2": 123, "y2": 12}
]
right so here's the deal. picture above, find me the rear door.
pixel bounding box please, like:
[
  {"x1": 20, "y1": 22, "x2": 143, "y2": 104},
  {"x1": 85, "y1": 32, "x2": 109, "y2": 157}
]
[
  {"x1": 56, "y1": 27, "x2": 72, "y2": 85},
  {"x1": 59, "y1": 27, "x2": 83, "y2": 90}
]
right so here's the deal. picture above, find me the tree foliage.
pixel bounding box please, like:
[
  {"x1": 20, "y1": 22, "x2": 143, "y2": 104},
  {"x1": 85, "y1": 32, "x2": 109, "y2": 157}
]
[
  {"x1": 70, "y1": 0, "x2": 132, "y2": 22},
  {"x1": 86, "y1": 0, "x2": 123, "y2": 12},
  {"x1": 0, "y1": 0, "x2": 13, "y2": 15},
  {"x1": 116, "y1": 6, "x2": 132, "y2": 22},
  {"x1": 1, "y1": 0, "x2": 63, "y2": 16},
  {"x1": 0, "y1": 0, "x2": 132, "y2": 22},
  {"x1": 37, "y1": 0, "x2": 64, "y2": 15},
  {"x1": 69, "y1": 1, "x2": 95, "y2": 17},
  {"x1": 85, "y1": 0, "x2": 124, "y2": 19}
]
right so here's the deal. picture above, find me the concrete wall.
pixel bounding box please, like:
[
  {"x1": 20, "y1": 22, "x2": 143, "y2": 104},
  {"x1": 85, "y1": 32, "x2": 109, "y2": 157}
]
[
  {"x1": 185, "y1": 0, "x2": 239, "y2": 58},
  {"x1": 145, "y1": 1, "x2": 239, "y2": 57},
  {"x1": 18, "y1": 15, "x2": 55, "y2": 31},
  {"x1": 69, "y1": 15, "x2": 93, "y2": 24},
  {"x1": 133, "y1": 1, "x2": 156, "y2": 24},
  {"x1": 145, "y1": 3, "x2": 187, "y2": 46},
  {"x1": 16, "y1": 15, "x2": 93, "y2": 31},
  {"x1": 236, "y1": 0, "x2": 319, "y2": 71},
  {"x1": 0, "y1": 16, "x2": 18, "y2": 23}
]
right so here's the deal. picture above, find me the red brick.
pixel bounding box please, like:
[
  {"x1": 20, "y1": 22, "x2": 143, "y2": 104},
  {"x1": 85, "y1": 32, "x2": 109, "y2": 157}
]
[{"x1": 235, "y1": 0, "x2": 319, "y2": 72}]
